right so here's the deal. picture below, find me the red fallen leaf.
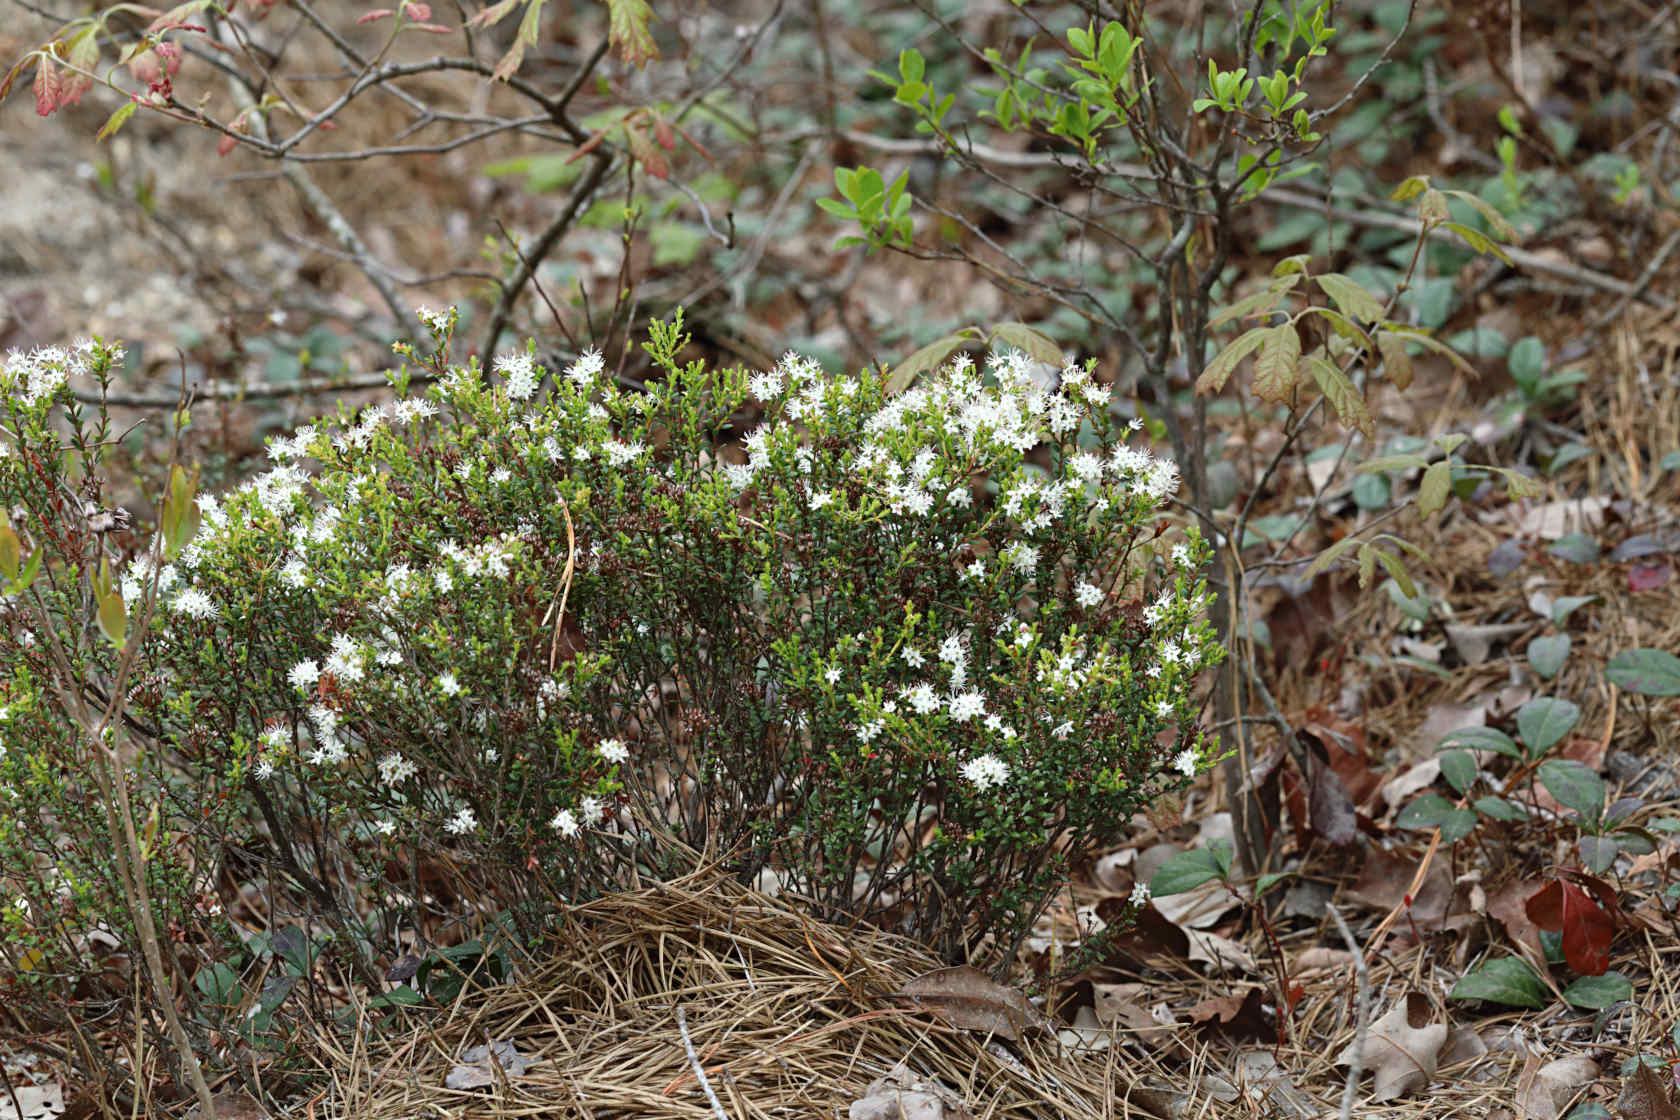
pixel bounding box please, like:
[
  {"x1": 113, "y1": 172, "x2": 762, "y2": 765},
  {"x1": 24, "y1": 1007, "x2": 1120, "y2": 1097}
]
[
  {"x1": 1189, "y1": 986, "x2": 1273, "y2": 1042},
  {"x1": 1630, "y1": 561, "x2": 1673, "y2": 592},
  {"x1": 1526, "y1": 878, "x2": 1615, "y2": 975}
]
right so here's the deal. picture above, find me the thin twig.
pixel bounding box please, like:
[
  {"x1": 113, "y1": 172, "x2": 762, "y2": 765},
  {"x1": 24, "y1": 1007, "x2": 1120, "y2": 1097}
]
[
  {"x1": 675, "y1": 1006, "x2": 732, "y2": 1120},
  {"x1": 1324, "y1": 902, "x2": 1371, "y2": 1120}
]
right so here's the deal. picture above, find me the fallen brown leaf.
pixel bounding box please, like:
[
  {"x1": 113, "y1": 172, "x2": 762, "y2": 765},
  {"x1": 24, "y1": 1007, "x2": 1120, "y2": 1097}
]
[
  {"x1": 1618, "y1": 1060, "x2": 1680, "y2": 1120},
  {"x1": 892, "y1": 966, "x2": 1046, "y2": 1041},
  {"x1": 1335, "y1": 991, "x2": 1448, "y2": 1101}
]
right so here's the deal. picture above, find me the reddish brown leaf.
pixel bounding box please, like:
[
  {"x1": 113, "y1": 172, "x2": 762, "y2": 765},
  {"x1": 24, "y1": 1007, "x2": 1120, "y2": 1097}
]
[
  {"x1": 1618, "y1": 1060, "x2": 1680, "y2": 1120},
  {"x1": 1525, "y1": 879, "x2": 1614, "y2": 976},
  {"x1": 1189, "y1": 986, "x2": 1273, "y2": 1041},
  {"x1": 1629, "y1": 561, "x2": 1673, "y2": 592}
]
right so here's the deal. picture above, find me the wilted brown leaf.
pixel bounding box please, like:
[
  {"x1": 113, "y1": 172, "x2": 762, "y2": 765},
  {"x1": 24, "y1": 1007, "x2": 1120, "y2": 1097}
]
[{"x1": 892, "y1": 966, "x2": 1046, "y2": 1041}]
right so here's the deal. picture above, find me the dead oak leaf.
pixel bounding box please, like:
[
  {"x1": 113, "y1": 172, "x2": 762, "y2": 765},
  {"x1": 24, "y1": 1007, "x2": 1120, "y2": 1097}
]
[{"x1": 1335, "y1": 991, "x2": 1448, "y2": 1101}]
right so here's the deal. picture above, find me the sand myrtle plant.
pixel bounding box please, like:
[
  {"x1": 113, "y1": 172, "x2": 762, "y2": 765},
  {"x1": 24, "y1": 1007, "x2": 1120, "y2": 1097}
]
[{"x1": 1, "y1": 307, "x2": 1225, "y2": 1063}]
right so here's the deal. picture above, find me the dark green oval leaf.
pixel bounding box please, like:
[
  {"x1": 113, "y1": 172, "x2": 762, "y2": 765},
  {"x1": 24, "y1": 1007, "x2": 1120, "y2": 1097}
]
[
  {"x1": 1528, "y1": 634, "x2": 1571, "y2": 679},
  {"x1": 1449, "y1": 957, "x2": 1548, "y2": 1009},
  {"x1": 1561, "y1": 971, "x2": 1632, "y2": 1010},
  {"x1": 1606, "y1": 649, "x2": 1680, "y2": 696},
  {"x1": 1517, "y1": 697, "x2": 1580, "y2": 757}
]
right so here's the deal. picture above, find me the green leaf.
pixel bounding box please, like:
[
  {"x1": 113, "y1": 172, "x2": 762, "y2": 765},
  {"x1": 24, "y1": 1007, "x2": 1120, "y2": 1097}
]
[
  {"x1": 1442, "y1": 221, "x2": 1513, "y2": 264},
  {"x1": 1375, "y1": 330, "x2": 1415, "y2": 390},
  {"x1": 1314, "y1": 272, "x2": 1386, "y2": 323},
  {"x1": 1306, "y1": 357, "x2": 1374, "y2": 438},
  {"x1": 1383, "y1": 324, "x2": 1479, "y2": 378},
  {"x1": 1606, "y1": 649, "x2": 1680, "y2": 696},
  {"x1": 1196, "y1": 326, "x2": 1270, "y2": 395},
  {"x1": 1355, "y1": 453, "x2": 1430, "y2": 474},
  {"x1": 1442, "y1": 188, "x2": 1521, "y2": 242},
  {"x1": 1560, "y1": 971, "x2": 1632, "y2": 1010},
  {"x1": 1508, "y1": 336, "x2": 1546, "y2": 383},
  {"x1": 1449, "y1": 957, "x2": 1548, "y2": 1009},
  {"x1": 1208, "y1": 288, "x2": 1287, "y2": 331},
  {"x1": 1517, "y1": 697, "x2": 1581, "y2": 756},
  {"x1": 1439, "y1": 750, "x2": 1478, "y2": 794},
  {"x1": 195, "y1": 962, "x2": 241, "y2": 1006},
  {"x1": 1396, "y1": 793, "x2": 1454, "y2": 830},
  {"x1": 1439, "y1": 726, "x2": 1521, "y2": 758},
  {"x1": 1662, "y1": 450, "x2": 1680, "y2": 472},
  {"x1": 97, "y1": 100, "x2": 138, "y2": 143},
  {"x1": 1150, "y1": 847, "x2": 1226, "y2": 897},
  {"x1": 1527, "y1": 634, "x2": 1571, "y2": 679},
  {"x1": 97, "y1": 591, "x2": 127, "y2": 652},
  {"x1": 988, "y1": 322, "x2": 1063, "y2": 367},
  {"x1": 1538, "y1": 759, "x2": 1604, "y2": 820},
  {"x1": 1417, "y1": 459, "x2": 1453, "y2": 517},
  {"x1": 605, "y1": 0, "x2": 658, "y2": 67},
  {"x1": 0, "y1": 521, "x2": 18, "y2": 584},
  {"x1": 1441, "y1": 808, "x2": 1480, "y2": 843},
  {"x1": 1578, "y1": 834, "x2": 1620, "y2": 875},
  {"x1": 886, "y1": 330, "x2": 977, "y2": 394},
  {"x1": 1548, "y1": 533, "x2": 1600, "y2": 565},
  {"x1": 1551, "y1": 595, "x2": 1597, "y2": 626},
  {"x1": 1252, "y1": 323, "x2": 1301, "y2": 403},
  {"x1": 1474, "y1": 796, "x2": 1528, "y2": 822}
]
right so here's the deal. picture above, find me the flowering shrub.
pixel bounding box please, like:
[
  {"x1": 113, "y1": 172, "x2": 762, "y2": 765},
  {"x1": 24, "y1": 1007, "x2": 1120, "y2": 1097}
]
[{"x1": 0, "y1": 314, "x2": 1221, "y2": 1022}]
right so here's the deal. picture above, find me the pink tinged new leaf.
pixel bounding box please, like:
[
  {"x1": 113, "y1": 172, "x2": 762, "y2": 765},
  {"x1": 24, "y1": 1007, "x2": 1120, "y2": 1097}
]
[
  {"x1": 33, "y1": 52, "x2": 62, "y2": 116},
  {"x1": 60, "y1": 30, "x2": 99, "y2": 107},
  {"x1": 605, "y1": 0, "x2": 659, "y2": 68},
  {"x1": 489, "y1": 0, "x2": 544, "y2": 81},
  {"x1": 466, "y1": 0, "x2": 522, "y2": 29},
  {"x1": 405, "y1": 2, "x2": 432, "y2": 18},
  {"x1": 624, "y1": 121, "x2": 668, "y2": 179},
  {"x1": 356, "y1": 9, "x2": 394, "y2": 22}
]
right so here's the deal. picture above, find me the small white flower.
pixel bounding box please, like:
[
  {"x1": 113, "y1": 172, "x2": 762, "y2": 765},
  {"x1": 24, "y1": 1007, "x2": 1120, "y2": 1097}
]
[
  {"x1": 823, "y1": 666, "x2": 842, "y2": 685},
  {"x1": 1006, "y1": 543, "x2": 1040, "y2": 574},
  {"x1": 444, "y1": 807, "x2": 478, "y2": 835},
  {"x1": 904, "y1": 683, "x2": 941, "y2": 715},
  {"x1": 1051, "y1": 720, "x2": 1074, "y2": 739},
  {"x1": 374, "y1": 819, "x2": 397, "y2": 837},
  {"x1": 378, "y1": 752, "x2": 417, "y2": 787},
  {"x1": 550, "y1": 808, "x2": 580, "y2": 837},
  {"x1": 1074, "y1": 581, "x2": 1103, "y2": 608},
  {"x1": 171, "y1": 587, "x2": 219, "y2": 620},
  {"x1": 1174, "y1": 749, "x2": 1198, "y2": 777},
  {"x1": 947, "y1": 690, "x2": 986, "y2": 722},
  {"x1": 1129, "y1": 881, "x2": 1151, "y2": 907},
  {"x1": 1171, "y1": 543, "x2": 1191, "y2": 566},
  {"x1": 566, "y1": 349, "x2": 604, "y2": 386},
  {"x1": 809, "y1": 490, "x2": 835, "y2": 511},
  {"x1": 580, "y1": 795, "x2": 603, "y2": 821},
  {"x1": 901, "y1": 647, "x2": 926, "y2": 668},
  {"x1": 497, "y1": 351, "x2": 540, "y2": 400},
  {"x1": 288, "y1": 660, "x2": 320, "y2": 691},
  {"x1": 437, "y1": 672, "x2": 462, "y2": 697},
  {"x1": 962, "y1": 558, "x2": 986, "y2": 581},
  {"x1": 598, "y1": 738, "x2": 630, "y2": 765},
  {"x1": 857, "y1": 719, "x2": 884, "y2": 744},
  {"x1": 961, "y1": 753, "x2": 1010, "y2": 790},
  {"x1": 1156, "y1": 700, "x2": 1174, "y2": 719}
]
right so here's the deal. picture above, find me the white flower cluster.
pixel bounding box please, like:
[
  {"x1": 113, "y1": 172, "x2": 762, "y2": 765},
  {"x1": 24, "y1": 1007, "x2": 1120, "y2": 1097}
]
[{"x1": 1, "y1": 340, "x2": 117, "y2": 411}]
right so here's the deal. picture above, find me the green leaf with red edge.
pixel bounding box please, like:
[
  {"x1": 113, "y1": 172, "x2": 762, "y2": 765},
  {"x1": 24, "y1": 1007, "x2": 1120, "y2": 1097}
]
[
  {"x1": 1606, "y1": 649, "x2": 1680, "y2": 696},
  {"x1": 1525, "y1": 879, "x2": 1615, "y2": 976},
  {"x1": 605, "y1": 0, "x2": 658, "y2": 68},
  {"x1": 466, "y1": 0, "x2": 522, "y2": 28},
  {"x1": 1314, "y1": 272, "x2": 1386, "y2": 324},
  {"x1": 1375, "y1": 329, "x2": 1414, "y2": 390},
  {"x1": 1252, "y1": 322, "x2": 1301, "y2": 404},
  {"x1": 60, "y1": 27, "x2": 99, "y2": 107},
  {"x1": 1306, "y1": 356, "x2": 1373, "y2": 438},
  {"x1": 1196, "y1": 326, "x2": 1269, "y2": 395}
]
